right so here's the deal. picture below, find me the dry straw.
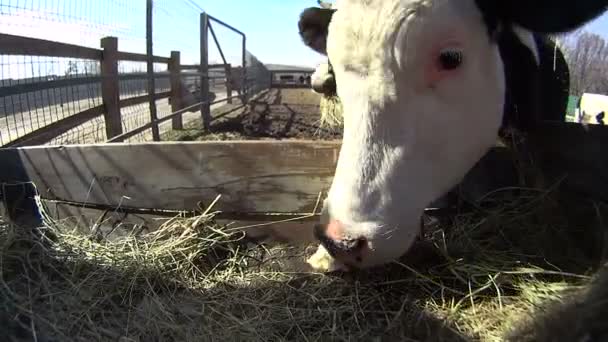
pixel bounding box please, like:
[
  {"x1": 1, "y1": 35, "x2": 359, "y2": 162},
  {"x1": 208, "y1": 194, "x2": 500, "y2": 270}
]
[
  {"x1": 1, "y1": 186, "x2": 607, "y2": 341},
  {"x1": 319, "y1": 95, "x2": 344, "y2": 128}
]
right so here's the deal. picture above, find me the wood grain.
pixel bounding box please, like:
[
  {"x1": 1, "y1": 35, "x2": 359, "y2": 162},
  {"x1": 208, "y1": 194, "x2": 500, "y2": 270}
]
[
  {"x1": 5, "y1": 92, "x2": 171, "y2": 147},
  {"x1": 0, "y1": 33, "x2": 102, "y2": 60},
  {"x1": 117, "y1": 51, "x2": 169, "y2": 64},
  {"x1": 41, "y1": 199, "x2": 318, "y2": 244},
  {"x1": 169, "y1": 51, "x2": 184, "y2": 129},
  {"x1": 1, "y1": 141, "x2": 341, "y2": 214},
  {"x1": 100, "y1": 37, "x2": 123, "y2": 140}
]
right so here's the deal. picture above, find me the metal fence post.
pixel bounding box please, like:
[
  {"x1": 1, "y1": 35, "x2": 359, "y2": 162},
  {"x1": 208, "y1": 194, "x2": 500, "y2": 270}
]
[
  {"x1": 226, "y1": 64, "x2": 233, "y2": 104},
  {"x1": 200, "y1": 12, "x2": 211, "y2": 130},
  {"x1": 242, "y1": 36, "x2": 247, "y2": 101},
  {"x1": 146, "y1": 0, "x2": 160, "y2": 141},
  {"x1": 169, "y1": 51, "x2": 184, "y2": 129},
  {"x1": 100, "y1": 36, "x2": 123, "y2": 141}
]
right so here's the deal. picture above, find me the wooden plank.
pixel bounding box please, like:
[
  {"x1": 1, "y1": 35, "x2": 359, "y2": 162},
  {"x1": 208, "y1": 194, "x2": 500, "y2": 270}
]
[
  {"x1": 169, "y1": 51, "x2": 184, "y2": 129},
  {"x1": 100, "y1": 37, "x2": 123, "y2": 140},
  {"x1": 41, "y1": 200, "x2": 318, "y2": 245},
  {"x1": 0, "y1": 141, "x2": 342, "y2": 214},
  {"x1": 107, "y1": 96, "x2": 217, "y2": 143},
  {"x1": 0, "y1": 33, "x2": 102, "y2": 60},
  {"x1": 529, "y1": 121, "x2": 608, "y2": 202},
  {"x1": 180, "y1": 64, "x2": 201, "y2": 70},
  {"x1": 106, "y1": 122, "x2": 154, "y2": 143},
  {"x1": 200, "y1": 13, "x2": 211, "y2": 130},
  {"x1": 209, "y1": 63, "x2": 229, "y2": 69},
  {"x1": 4, "y1": 106, "x2": 105, "y2": 147},
  {"x1": 1, "y1": 76, "x2": 102, "y2": 97},
  {"x1": 116, "y1": 51, "x2": 169, "y2": 64},
  {"x1": 3, "y1": 92, "x2": 171, "y2": 147},
  {"x1": 0, "y1": 73, "x2": 171, "y2": 97},
  {"x1": 146, "y1": 0, "x2": 160, "y2": 142},
  {"x1": 119, "y1": 91, "x2": 170, "y2": 108},
  {"x1": 180, "y1": 64, "x2": 227, "y2": 70}
]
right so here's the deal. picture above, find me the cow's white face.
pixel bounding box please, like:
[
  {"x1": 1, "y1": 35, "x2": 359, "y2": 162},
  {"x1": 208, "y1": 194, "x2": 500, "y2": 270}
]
[
  {"x1": 299, "y1": 0, "x2": 608, "y2": 269},
  {"x1": 324, "y1": 0, "x2": 504, "y2": 268}
]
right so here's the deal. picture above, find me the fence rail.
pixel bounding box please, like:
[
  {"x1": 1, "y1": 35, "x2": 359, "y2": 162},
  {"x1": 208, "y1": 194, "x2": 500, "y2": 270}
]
[{"x1": 0, "y1": 1, "x2": 271, "y2": 147}]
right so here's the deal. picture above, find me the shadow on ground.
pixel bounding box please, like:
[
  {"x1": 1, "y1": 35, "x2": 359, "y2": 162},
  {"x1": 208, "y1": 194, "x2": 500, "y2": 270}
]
[{"x1": 2, "y1": 185, "x2": 607, "y2": 341}]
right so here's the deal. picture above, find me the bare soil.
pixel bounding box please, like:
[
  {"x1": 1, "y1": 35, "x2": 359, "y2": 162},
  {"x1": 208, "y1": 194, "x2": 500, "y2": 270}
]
[{"x1": 163, "y1": 88, "x2": 343, "y2": 142}]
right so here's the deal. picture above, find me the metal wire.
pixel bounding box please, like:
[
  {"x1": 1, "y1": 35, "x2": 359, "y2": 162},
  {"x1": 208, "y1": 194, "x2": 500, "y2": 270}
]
[{"x1": 0, "y1": 0, "x2": 271, "y2": 147}]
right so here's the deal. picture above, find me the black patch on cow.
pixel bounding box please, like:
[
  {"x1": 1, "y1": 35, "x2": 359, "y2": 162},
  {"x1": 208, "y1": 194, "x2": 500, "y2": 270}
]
[
  {"x1": 298, "y1": 7, "x2": 336, "y2": 55},
  {"x1": 474, "y1": 0, "x2": 501, "y2": 40},
  {"x1": 472, "y1": 19, "x2": 570, "y2": 135},
  {"x1": 597, "y1": 112, "x2": 605, "y2": 125},
  {"x1": 496, "y1": 28, "x2": 542, "y2": 133},
  {"x1": 534, "y1": 34, "x2": 570, "y2": 123},
  {"x1": 497, "y1": 30, "x2": 570, "y2": 133},
  {"x1": 474, "y1": 0, "x2": 601, "y2": 132},
  {"x1": 476, "y1": 0, "x2": 608, "y2": 35}
]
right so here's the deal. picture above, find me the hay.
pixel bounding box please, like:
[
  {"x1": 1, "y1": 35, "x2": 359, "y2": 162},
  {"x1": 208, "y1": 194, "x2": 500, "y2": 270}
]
[
  {"x1": 319, "y1": 95, "x2": 343, "y2": 128},
  {"x1": 1, "y1": 188, "x2": 607, "y2": 341}
]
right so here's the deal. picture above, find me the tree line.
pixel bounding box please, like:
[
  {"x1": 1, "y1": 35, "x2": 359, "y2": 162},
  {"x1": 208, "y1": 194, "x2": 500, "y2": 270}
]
[{"x1": 555, "y1": 30, "x2": 608, "y2": 96}]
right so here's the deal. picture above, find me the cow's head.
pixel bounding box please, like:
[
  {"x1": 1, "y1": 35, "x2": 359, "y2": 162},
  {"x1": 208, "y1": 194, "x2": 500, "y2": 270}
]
[{"x1": 299, "y1": 0, "x2": 608, "y2": 269}]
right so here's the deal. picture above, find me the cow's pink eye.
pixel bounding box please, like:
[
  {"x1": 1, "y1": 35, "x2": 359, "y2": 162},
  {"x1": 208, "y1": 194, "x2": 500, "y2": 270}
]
[{"x1": 438, "y1": 49, "x2": 463, "y2": 70}]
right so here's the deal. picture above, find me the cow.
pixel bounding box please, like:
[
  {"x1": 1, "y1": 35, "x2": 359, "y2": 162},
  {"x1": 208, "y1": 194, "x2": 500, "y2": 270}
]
[
  {"x1": 576, "y1": 93, "x2": 608, "y2": 125},
  {"x1": 298, "y1": 0, "x2": 608, "y2": 271}
]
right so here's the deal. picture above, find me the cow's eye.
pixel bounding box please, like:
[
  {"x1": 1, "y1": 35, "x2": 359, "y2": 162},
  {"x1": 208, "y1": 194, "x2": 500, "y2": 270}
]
[{"x1": 438, "y1": 49, "x2": 463, "y2": 70}]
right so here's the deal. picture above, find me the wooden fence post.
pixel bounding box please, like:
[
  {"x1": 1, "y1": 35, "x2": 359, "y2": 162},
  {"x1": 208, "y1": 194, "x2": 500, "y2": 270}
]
[
  {"x1": 169, "y1": 51, "x2": 183, "y2": 129},
  {"x1": 146, "y1": 0, "x2": 160, "y2": 141},
  {"x1": 100, "y1": 37, "x2": 123, "y2": 141},
  {"x1": 200, "y1": 12, "x2": 211, "y2": 130},
  {"x1": 226, "y1": 64, "x2": 233, "y2": 104}
]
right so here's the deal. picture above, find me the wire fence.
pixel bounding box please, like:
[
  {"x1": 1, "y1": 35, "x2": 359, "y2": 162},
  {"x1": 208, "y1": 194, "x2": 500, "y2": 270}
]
[{"x1": 0, "y1": 0, "x2": 271, "y2": 147}]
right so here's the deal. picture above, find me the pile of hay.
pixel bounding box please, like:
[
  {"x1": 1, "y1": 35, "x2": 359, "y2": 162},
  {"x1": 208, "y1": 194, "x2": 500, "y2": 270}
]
[
  {"x1": 319, "y1": 95, "x2": 343, "y2": 128},
  {"x1": 1, "y1": 188, "x2": 607, "y2": 341}
]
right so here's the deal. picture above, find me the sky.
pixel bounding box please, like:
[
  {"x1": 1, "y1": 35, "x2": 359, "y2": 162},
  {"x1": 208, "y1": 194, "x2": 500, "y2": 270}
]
[
  {"x1": 2, "y1": 0, "x2": 608, "y2": 79},
  {"x1": 195, "y1": 0, "x2": 326, "y2": 67},
  {"x1": 176, "y1": 0, "x2": 608, "y2": 67},
  {"x1": 0, "y1": 0, "x2": 326, "y2": 78}
]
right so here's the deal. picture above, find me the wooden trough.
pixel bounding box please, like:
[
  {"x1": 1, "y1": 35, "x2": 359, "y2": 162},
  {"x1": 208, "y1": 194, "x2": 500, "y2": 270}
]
[
  {"x1": 0, "y1": 140, "x2": 341, "y2": 244},
  {"x1": 1, "y1": 121, "x2": 607, "y2": 245}
]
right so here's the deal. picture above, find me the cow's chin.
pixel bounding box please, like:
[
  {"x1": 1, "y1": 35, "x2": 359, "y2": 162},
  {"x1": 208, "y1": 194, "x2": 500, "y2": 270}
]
[
  {"x1": 319, "y1": 205, "x2": 425, "y2": 270},
  {"x1": 359, "y1": 227, "x2": 421, "y2": 269}
]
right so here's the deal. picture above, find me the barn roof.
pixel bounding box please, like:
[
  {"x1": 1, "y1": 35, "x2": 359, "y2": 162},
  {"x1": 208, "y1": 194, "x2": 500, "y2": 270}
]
[{"x1": 265, "y1": 64, "x2": 315, "y2": 73}]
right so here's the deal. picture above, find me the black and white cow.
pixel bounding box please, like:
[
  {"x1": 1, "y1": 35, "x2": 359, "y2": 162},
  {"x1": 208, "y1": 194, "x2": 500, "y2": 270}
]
[{"x1": 298, "y1": 0, "x2": 608, "y2": 271}]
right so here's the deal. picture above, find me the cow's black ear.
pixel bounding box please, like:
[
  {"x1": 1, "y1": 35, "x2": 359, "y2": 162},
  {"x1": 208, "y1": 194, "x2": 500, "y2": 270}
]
[
  {"x1": 298, "y1": 7, "x2": 336, "y2": 55},
  {"x1": 476, "y1": 0, "x2": 608, "y2": 33}
]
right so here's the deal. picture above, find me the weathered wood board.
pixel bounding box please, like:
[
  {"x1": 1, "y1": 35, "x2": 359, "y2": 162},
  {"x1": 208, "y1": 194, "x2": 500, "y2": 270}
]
[
  {"x1": 1, "y1": 141, "x2": 341, "y2": 215},
  {"x1": 1, "y1": 121, "x2": 607, "y2": 241},
  {"x1": 41, "y1": 200, "x2": 318, "y2": 245}
]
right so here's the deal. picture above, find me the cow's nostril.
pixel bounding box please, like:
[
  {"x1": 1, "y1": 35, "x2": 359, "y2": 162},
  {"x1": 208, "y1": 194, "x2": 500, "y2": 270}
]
[
  {"x1": 338, "y1": 237, "x2": 367, "y2": 253},
  {"x1": 313, "y1": 221, "x2": 369, "y2": 265}
]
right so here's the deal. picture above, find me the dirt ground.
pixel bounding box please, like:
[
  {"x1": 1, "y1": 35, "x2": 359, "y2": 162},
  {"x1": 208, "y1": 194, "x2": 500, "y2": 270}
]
[{"x1": 163, "y1": 88, "x2": 343, "y2": 142}]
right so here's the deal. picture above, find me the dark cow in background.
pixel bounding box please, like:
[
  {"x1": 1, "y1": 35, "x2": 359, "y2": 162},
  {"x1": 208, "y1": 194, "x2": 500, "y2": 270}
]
[{"x1": 298, "y1": 0, "x2": 608, "y2": 271}]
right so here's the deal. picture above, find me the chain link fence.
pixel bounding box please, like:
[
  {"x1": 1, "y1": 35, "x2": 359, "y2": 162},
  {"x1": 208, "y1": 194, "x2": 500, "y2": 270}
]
[{"x1": 0, "y1": 0, "x2": 271, "y2": 147}]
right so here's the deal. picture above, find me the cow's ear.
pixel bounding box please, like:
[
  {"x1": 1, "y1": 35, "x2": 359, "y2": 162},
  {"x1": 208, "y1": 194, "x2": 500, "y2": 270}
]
[
  {"x1": 477, "y1": 0, "x2": 608, "y2": 33},
  {"x1": 298, "y1": 7, "x2": 336, "y2": 55}
]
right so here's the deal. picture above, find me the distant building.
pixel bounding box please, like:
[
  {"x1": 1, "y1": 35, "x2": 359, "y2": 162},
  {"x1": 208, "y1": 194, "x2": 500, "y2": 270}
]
[{"x1": 266, "y1": 64, "x2": 314, "y2": 87}]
